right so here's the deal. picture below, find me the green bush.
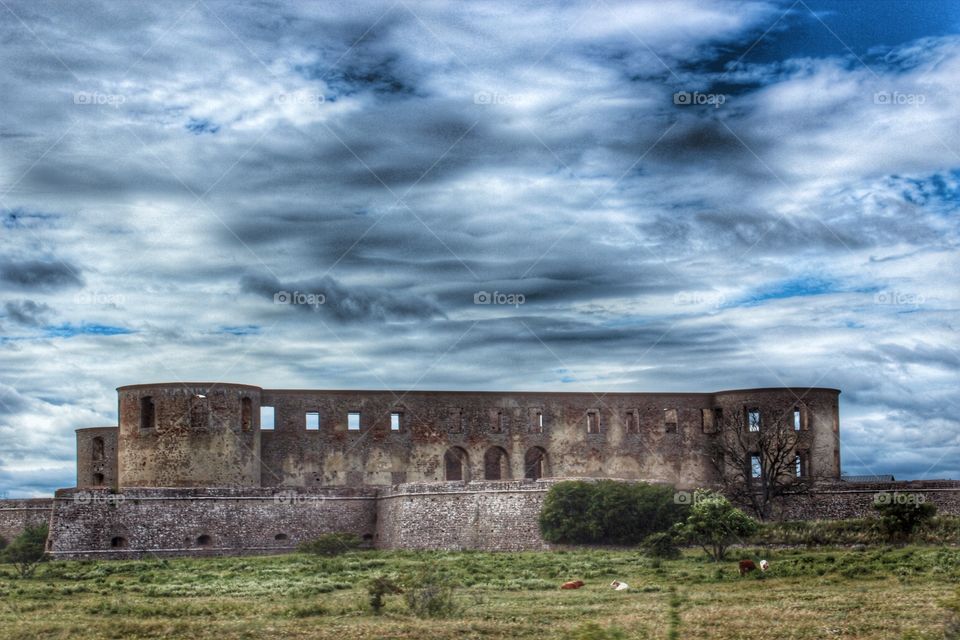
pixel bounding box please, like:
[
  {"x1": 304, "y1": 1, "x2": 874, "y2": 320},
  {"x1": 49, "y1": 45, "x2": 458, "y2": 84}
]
[
  {"x1": 641, "y1": 531, "x2": 681, "y2": 559},
  {"x1": 2, "y1": 524, "x2": 48, "y2": 578},
  {"x1": 402, "y1": 566, "x2": 461, "y2": 618},
  {"x1": 298, "y1": 532, "x2": 362, "y2": 557},
  {"x1": 539, "y1": 480, "x2": 688, "y2": 545},
  {"x1": 874, "y1": 494, "x2": 937, "y2": 542}
]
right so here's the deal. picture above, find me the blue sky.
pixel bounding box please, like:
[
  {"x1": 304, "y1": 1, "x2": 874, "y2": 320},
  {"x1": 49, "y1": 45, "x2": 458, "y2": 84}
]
[{"x1": 0, "y1": 0, "x2": 958, "y2": 496}]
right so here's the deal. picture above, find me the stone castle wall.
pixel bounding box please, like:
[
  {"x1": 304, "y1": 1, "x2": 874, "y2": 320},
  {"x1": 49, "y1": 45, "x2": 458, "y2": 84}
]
[
  {"x1": 375, "y1": 480, "x2": 554, "y2": 551},
  {"x1": 46, "y1": 487, "x2": 377, "y2": 559},
  {"x1": 0, "y1": 499, "x2": 53, "y2": 544},
  {"x1": 23, "y1": 478, "x2": 960, "y2": 559}
]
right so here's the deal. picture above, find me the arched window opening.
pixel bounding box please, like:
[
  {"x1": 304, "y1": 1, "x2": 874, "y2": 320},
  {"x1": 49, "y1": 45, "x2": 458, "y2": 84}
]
[
  {"x1": 196, "y1": 534, "x2": 212, "y2": 547},
  {"x1": 92, "y1": 472, "x2": 105, "y2": 485},
  {"x1": 444, "y1": 447, "x2": 469, "y2": 482},
  {"x1": 110, "y1": 536, "x2": 127, "y2": 548},
  {"x1": 524, "y1": 447, "x2": 548, "y2": 480}
]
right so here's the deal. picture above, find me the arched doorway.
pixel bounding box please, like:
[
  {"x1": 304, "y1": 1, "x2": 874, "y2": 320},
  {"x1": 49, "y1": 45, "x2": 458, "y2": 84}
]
[
  {"x1": 524, "y1": 447, "x2": 548, "y2": 480},
  {"x1": 483, "y1": 446, "x2": 510, "y2": 480}
]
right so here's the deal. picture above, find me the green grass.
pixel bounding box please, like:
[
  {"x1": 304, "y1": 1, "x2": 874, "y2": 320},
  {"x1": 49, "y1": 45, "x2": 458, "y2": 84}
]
[{"x1": 1, "y1": 546, "x2": 959, "y2": 639}]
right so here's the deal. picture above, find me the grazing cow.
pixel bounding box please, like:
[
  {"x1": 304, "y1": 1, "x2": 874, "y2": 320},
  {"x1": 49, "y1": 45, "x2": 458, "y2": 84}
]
[
  {"x1": 759, "y1": 560, "x2": 769, "y2": 572},
  {"x1": 610, "y1": 580, "x2": 630, "y2": 591},
  {"x1": 561, "y1": 580, "x2": 585, "y2": 590},
  {"x1": 738, "y1": 559, "x2": 757, "y2": 576}
]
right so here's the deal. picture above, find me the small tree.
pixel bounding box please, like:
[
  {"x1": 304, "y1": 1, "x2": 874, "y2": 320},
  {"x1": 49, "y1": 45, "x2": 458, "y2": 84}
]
[
  {"x1": 367, "y1": 575, "x2": 403, "y2": 615},
  {"x1": 674, "y1": 489, "x2": 757, "y2": 561},
  {"x1": 709, "y1": 404, "x2": 812, "y2": 520},
  {"x1": 2, "y1": 524, "x2": 49, "y2": 578},
  {"x1": 874, "y1": 493, "x2": 937, "y2": 542},
  {"x1": 640, "y1": 531, "x2": 681, "y2": 559}
]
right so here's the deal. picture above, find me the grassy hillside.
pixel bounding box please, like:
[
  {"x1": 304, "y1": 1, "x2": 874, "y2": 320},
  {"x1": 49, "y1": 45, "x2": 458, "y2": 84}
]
[{"x1": 1, "y1": 546, "x2": 959, "y2": 639}]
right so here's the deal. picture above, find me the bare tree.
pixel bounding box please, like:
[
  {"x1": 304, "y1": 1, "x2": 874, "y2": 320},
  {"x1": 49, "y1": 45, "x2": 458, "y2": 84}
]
[{"x1": 708, "y1": 405, "x2": 812, "y2": 520}]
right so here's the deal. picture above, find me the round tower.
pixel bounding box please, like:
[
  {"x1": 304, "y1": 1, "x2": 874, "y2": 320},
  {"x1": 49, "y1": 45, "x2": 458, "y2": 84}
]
[
  {"x1": 711, "y1": 387, "x2": 841, "y2": 480},
  {"x1": 116, "y1": 383, "x2": 263, "y2": 488}
]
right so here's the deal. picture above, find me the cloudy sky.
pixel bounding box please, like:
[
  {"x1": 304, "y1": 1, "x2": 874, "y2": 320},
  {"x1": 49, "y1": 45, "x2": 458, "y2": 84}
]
[{"x1": 1, "y1": 0, "x2": 958, "y2": 496}]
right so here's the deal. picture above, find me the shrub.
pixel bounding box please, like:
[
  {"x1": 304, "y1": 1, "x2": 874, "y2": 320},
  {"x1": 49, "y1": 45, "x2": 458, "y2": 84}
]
[
  {"x1": 298, "y1": 532, "x2": 362, "y2": 556},
  {"x1": 2, "y1": 524, "x2": 49, "y2": 578},
  {"x1": 367, "y1": 574, "x2": 402, "y2": 615},
  {"x1": 674, "y1": 489, "x2": 758, "y2": 561},
  {"x1": 874, "y1": 494, "x2": 937, "y2": 542},
  {"x1": 402, "y1": 566, "x2": 461, "y2": 618},
  {"x1": 539, "y1": 480, "x2": 688, "y2": 545},
  {"x1": 641, "y1": 531, "x2": 681, "y2": 559}
]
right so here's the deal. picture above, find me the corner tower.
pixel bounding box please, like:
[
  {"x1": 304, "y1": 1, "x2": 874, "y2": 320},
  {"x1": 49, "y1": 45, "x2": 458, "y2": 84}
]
[{"x1": 116, "y1": 383, "x2": 263, "y2": 488}]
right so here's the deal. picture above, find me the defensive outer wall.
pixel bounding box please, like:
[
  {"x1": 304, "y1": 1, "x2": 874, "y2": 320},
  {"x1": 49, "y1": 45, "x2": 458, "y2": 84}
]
[{"x1": 1, "y1": 382, "x2": 958, "y2": 558}]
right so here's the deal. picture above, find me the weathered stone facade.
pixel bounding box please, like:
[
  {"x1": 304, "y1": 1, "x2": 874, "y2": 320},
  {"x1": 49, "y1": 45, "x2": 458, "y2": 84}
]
[
  {"x1": 81, "y1": 383, "x2": 843, "y2": 490},
  {"x1": 2, "y1": 381, "x2": 875, "y2": 557},
  {"x1": 0, "y1": 499, "x2": 53, "y2": 544}
]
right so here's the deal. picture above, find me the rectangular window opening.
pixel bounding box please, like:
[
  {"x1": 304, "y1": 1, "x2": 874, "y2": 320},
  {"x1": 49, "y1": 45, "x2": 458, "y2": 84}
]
[
  {"x1": 700, "y1": 408, "x2": 713, "y2": 433},
  {"x1": 140, "y1": 396, "x2": 156, "y2": 430},
  {"x1": 305, "y1": 412, "x2": 319, "y2": 430},
  {"x1": 260, "y1": 406, "x2": 275, "y2": 431},
  {"x1": 750, "y1": 454, "x2": 762, "y2": 479},
  {"x1": 449, "y1": 408, "x2": 463, "y2": 433},
  {"x1": 534, "y1": 411, "x2": 543, "y2": 434},
  {"x1": 390, "y1": 412, "x2": 401, "y2": 432},
  {"x1": 664, "y1": 408, "x2": 678, "y2": 434},
  {"x1": 587, "y1": 412, "x2": 599, "y2": 434},
  {"x1": 748, "y1": 408, "x2": 761, "y2": 432},
  {"x1": 793, "y1": 408, "x2": 802, "y2": 431},
  {"x1": 348, "y1": 411, "x2": 361, "y2": 431}
]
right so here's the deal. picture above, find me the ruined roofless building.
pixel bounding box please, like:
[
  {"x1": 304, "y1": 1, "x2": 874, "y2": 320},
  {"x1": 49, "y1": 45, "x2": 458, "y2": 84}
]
[
  {"x1": 76, "y1": 383, "x2": 842, "y2": 490},
  {"x1": 36, "y1": 382, "x2": 846, "y2": 558}
]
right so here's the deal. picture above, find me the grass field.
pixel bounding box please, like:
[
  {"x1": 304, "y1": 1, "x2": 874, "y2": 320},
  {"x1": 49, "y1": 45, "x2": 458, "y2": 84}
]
[{"x1": 1, "y1": 546, "x2": 959, "y2": 639}]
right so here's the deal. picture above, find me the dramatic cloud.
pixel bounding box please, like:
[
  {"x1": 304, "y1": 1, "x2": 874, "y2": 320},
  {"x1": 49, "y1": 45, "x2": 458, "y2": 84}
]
[{"x1": 0, "y1": 0, "x2": 957, "y2": 495}]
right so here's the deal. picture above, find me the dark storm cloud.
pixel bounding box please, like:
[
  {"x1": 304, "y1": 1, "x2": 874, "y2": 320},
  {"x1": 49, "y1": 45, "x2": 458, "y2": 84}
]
[
  {"x1": 3, "y1": 300, "x2": 52, "y2": 326},
  {"x1": 0, "y1": 259, "x2": 83, "y2": 291},
  {"x1": 239, "y1": 272, "x2": 446, "y2": 322},
  {"x1": 0, "y1": 0, "x2": 957, "y2": 493}
]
